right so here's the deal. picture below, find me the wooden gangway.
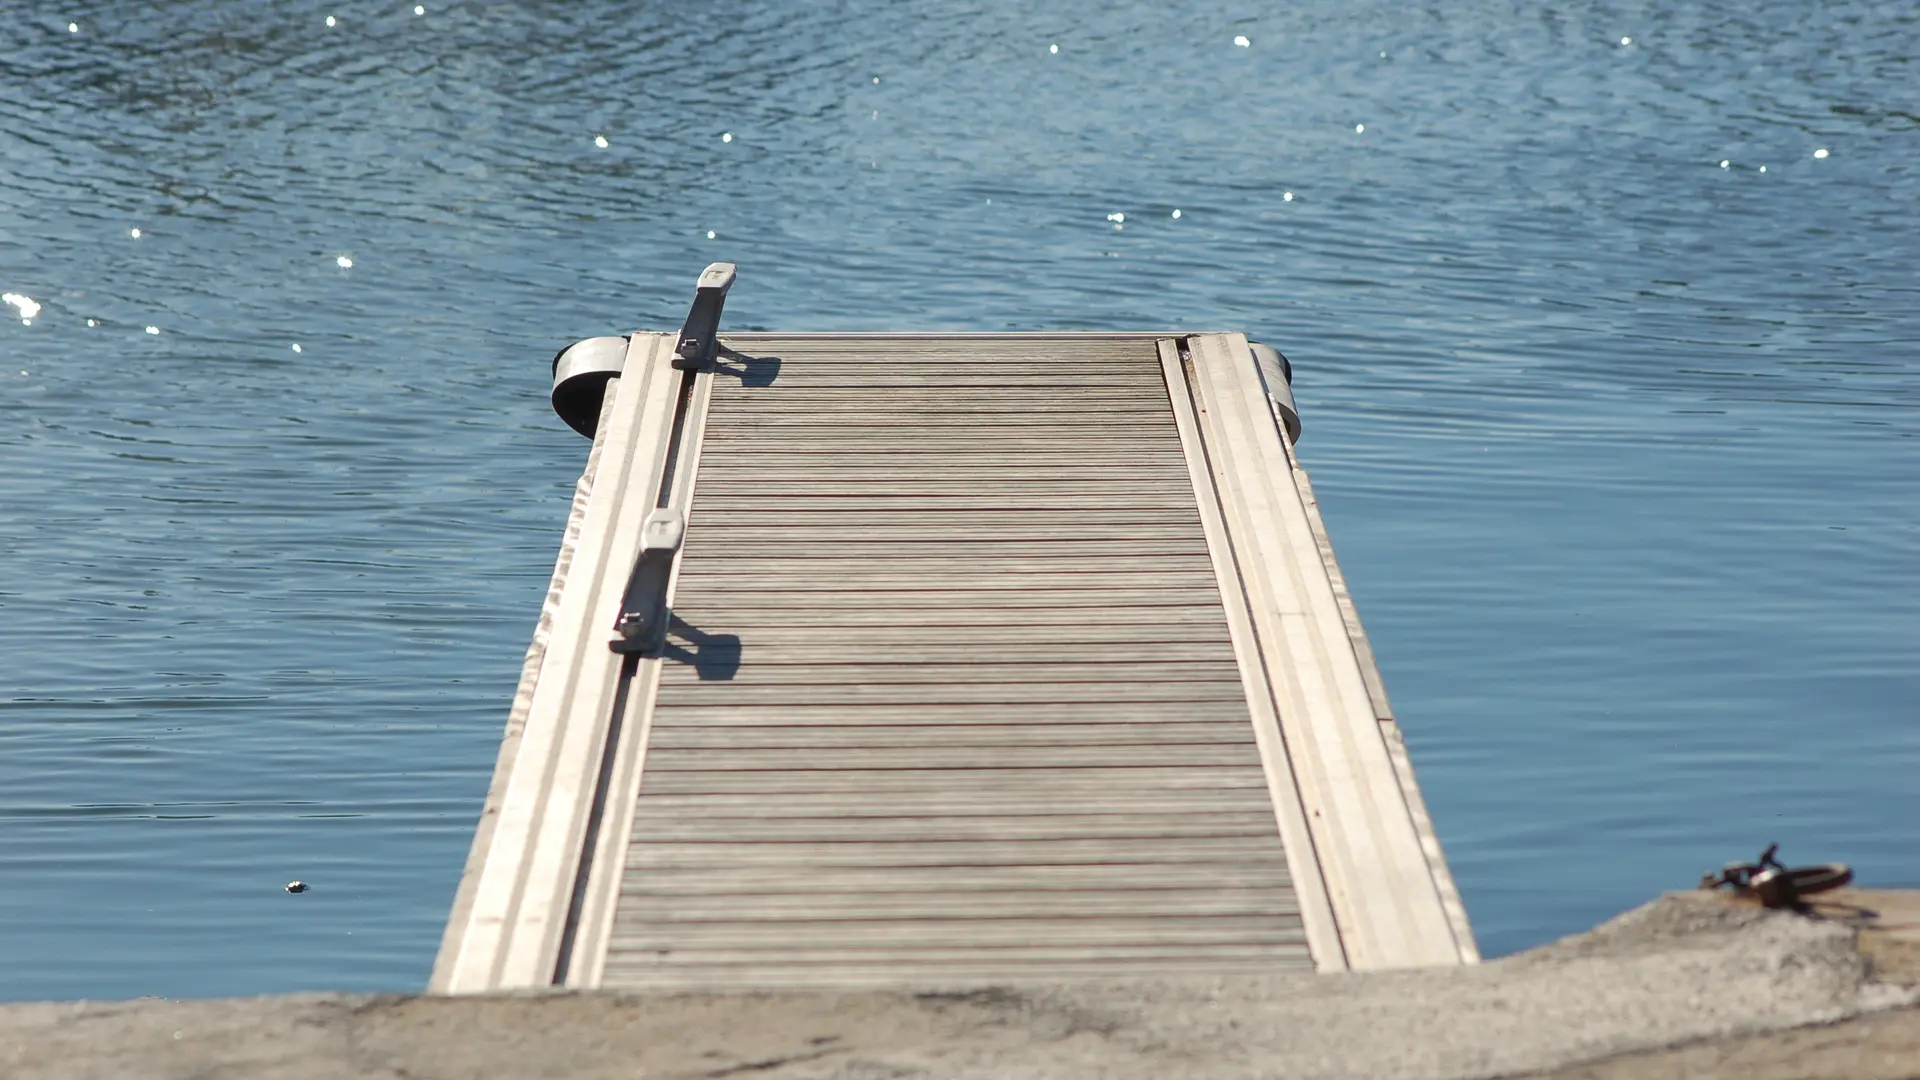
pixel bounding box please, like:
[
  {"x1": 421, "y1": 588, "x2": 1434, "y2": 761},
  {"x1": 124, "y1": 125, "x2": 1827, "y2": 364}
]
[{"x1": 432, "y1": 269, "x2": 1475, "y2": 992}]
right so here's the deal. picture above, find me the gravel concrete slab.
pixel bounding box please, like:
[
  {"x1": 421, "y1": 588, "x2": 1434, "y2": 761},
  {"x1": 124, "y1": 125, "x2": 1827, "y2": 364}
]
[
  {"x1": 4, "y1": 892, "x2": 1916, "y2": 1080},
  {"x1": 1517, "y1": 1007, "x2": 1920, "y2": 1080}
]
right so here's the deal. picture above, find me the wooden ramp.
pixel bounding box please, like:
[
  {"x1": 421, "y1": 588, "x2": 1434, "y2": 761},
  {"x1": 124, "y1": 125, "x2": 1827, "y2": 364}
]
[{"x1": 432, "y1": 325, "x2": 1476, "y2": 994}]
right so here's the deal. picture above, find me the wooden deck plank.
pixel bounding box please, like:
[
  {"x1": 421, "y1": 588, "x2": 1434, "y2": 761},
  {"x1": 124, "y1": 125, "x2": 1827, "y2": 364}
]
[
  {"x1": 688, "y1": 496, "x2": 1193, "y2": 511},
  {"x1": 639, "y1": 744, "x2": 1267, "y2": 771},
  {"x1": 704, "y1": 411, "x2": 1179, "y2": 425},
  {"x1": 690, "y1": 482, "x2": 1198, "y2": 497},
  {"x1": 690, "y1": 453, "x2": 1192, "y2": 468},
  {"x1": 673, "y1": 576, "x2": 1214, "y2": 591},
  {"x1": 744, "y1": 375, "x2": 1173, "y2": 388},
  {"x1": 634, "y1": 765, "x2": 1272, "y2": 798},
  {"x1": 686, "y1": 510, "x2": 1205, "y2": 527},
  {"x1": 672, "y1": 570, "x2": 1222, "y2": 591},
  {"x1": 648, "y1": 645, "x2": 1239, "y2": 667},
  {"x1": 623, "y1": 791, "x2": 1276, "y2": 816},
  {"x1": 610, "y1": 918, "x2": 1303, "y2": 950},
  {"x1": 650, "y1": 607, "x2": 1235, "y2": 627},
  {"x1": 711, "y1": 388, "x2": 1174, "y2": 402},
  {"x1": 616, "y1": 888, "x2": 1296, "y2": 920},
  {"x1": 627, "y1": 811, "x2": 1278, "y2": 843},
  {"x1": 692, "y1": 469, "x2": 1195, "y2": 485},
  {"x1": 678, "y1": 563, "x2": 1207, "y2": 578},
  {"x1": 598, "y1": 956, "x2": 1313, "y2": 989},
  {"x1": 650, "y1": 682, "x2": 1251, "y2": 706},
  {"x1": 642, "y1": 701, "x2": 1258, "y2": 723},
  {"x1": 602, "y1": 952, "x2": 1312, "y2": 982},
  {"x1": 698, "y1": 439, "x2": 1184, "y2": 450},
  {"x1": 604, "y1": 942, "x2": 1307, "y2": 968},
  {"x1": 649, "y1": 624, "x2": 1237, "y2": 645},
  {"x1": 707, "y1": 407, "x2": 1178, "y2": 421},
  {"x1": 653, "y1": 662, "x2": 1245, "y2": 687},
  {"x1": 679, "y1": 524, "x2": 1206, "y2": 543},
  {"x1": 672, "y1": 545, "x2": 1222, "y2": 564},
  {"x1": 613, "y1": 862, "x2": 1289, "y2": 893},
  {"x1": 664, "y1": 588, "x2": 1221, "y2": 609},
  {"x1": 626, "y1": 836, "x2": 1290, "y2": 870},
  {"x1": 646, "y1": 723, "x2": 1256, "y2": 750}
]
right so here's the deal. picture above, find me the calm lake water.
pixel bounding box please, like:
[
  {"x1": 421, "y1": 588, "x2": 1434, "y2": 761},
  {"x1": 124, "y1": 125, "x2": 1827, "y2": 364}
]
[{"x1": 2, "y1": 0, "x2": 1915, "y2": 1000}]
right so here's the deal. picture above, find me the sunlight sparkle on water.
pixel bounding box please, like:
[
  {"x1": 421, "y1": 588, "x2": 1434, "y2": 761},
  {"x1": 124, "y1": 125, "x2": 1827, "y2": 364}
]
[
  {"x1": 414, "y1": 5, "x2": 424, "y2": 13},
  {"x1": 706, "y1": 231, "x2": 716, "y2": 239},
  {"x1": 1284, "y1": 191, "x2": 1294, "y2": 201},
  {"x1": 4, "y1": 293, "x2": 43, "y2": 322},
  {"x1": 86, "y1": 318, "x2": 96, "y2": 327},
  {"x1": 336, "y1": 255, "x2": 353, "y2": 268},
  {"x1": 1620, "y1": 37, "x2": 1632, "y2": 46},
  {"x1": 1355, "y1": 124, "x2": 1365, "y2": 133},
  {"x1": 1049, "y1": 44, "x2": 1058, "y2": 54},
  {"x1": 326, "y1": 15, "x2": 337, "y2": 27},
  {"x1": 292, "y1": 344, "x2": 303, "y2": 353},
  {"x1": 1234, "y1": 35, "x2": 1250, "y2": 47},
  {"x1": 129, "y1": 228, "x2": 141, "y2": 239},
  {"x1": 144, "y1": 326, "x2": 159, "y2": 335},
  {"x1": 68, "y1": 22, "x2": 78, "y2": 33},
  {"x1": 1170, "y1": 209, "x2": 1181, "y2": 219},
  {"x1": 1814, "y1": 148, "x2": 1830, "y2": 159},
  {"x1": 1720, "y1": 160, "x2": 1730, "y2": 168},
  {"x1": 721, "y1": 132, "x2": 733, "y2": 143},
  {"x1": 594, "y1": 134, "x2": 608, "y2": 148}
]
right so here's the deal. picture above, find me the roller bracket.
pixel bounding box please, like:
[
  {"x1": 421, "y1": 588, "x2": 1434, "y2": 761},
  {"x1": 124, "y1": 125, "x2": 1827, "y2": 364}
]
[
  {"x1": 550, "y1": 336, "x2": 630, "y2": 438},
  {"x1": 1248, "y1": 341, "x2": 1302, "y2": 444}
]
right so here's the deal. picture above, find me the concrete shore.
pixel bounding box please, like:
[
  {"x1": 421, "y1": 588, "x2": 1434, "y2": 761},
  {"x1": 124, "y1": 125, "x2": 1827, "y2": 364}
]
[{"x1": 5, "y1": 889, "x2": 1916, "y2": 1080}]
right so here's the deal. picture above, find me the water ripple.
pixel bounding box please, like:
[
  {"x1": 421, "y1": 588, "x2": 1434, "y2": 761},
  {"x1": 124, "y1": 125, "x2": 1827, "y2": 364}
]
[{"x1": 2, "y1": 0, "x2": 1915, "y2": 998}]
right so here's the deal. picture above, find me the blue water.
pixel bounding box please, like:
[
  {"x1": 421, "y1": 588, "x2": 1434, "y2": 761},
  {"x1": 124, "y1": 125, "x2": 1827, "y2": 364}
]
[{"x1": 2, "y1": 0, "x2": 1915, "y2": 1000}]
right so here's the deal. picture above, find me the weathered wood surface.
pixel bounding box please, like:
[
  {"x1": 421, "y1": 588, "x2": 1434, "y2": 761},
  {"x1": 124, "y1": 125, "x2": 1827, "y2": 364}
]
[
  {"x1": 1180, "y1": 333, "x2": 1465, "y2": 970},
  {"x1": 435, "y1": 334, "x2": 692, "y2": 994},
  {"x1": 438, "y1": 330, "x2": 1474, "y2": 994},
  {"x1": 603, "y1": 335, "x2": 1308, "y2": 989}
]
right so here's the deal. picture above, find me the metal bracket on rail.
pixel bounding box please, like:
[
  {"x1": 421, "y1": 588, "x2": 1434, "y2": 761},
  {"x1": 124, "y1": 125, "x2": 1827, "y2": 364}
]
[
  {"x1": 609, "y1": 262, "x2": 736, "y2": 655},
  {"x1": 610, "y1": 509, "x2": 686, "y2": 654},
  {"x1": 671, "y1": 262, "x2": 737, "y2": 371}
]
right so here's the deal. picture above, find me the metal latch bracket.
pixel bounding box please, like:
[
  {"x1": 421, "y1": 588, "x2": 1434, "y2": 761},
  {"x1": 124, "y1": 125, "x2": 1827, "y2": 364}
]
[
  {"x1": 610, "y1": 509, "x2": 686, "y2": 655},
  {"x1": 610, "y1": 262, "x2": 737, "y2": 655},
  {"x1": 672, "y1": 262, "x2": 737, "y2": 371}
]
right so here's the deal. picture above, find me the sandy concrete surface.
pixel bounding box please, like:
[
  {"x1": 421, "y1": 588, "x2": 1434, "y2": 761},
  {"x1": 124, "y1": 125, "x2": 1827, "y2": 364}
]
[{"x1": 4, "y1": 890, "x2": 1916, "y2": 1080}]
